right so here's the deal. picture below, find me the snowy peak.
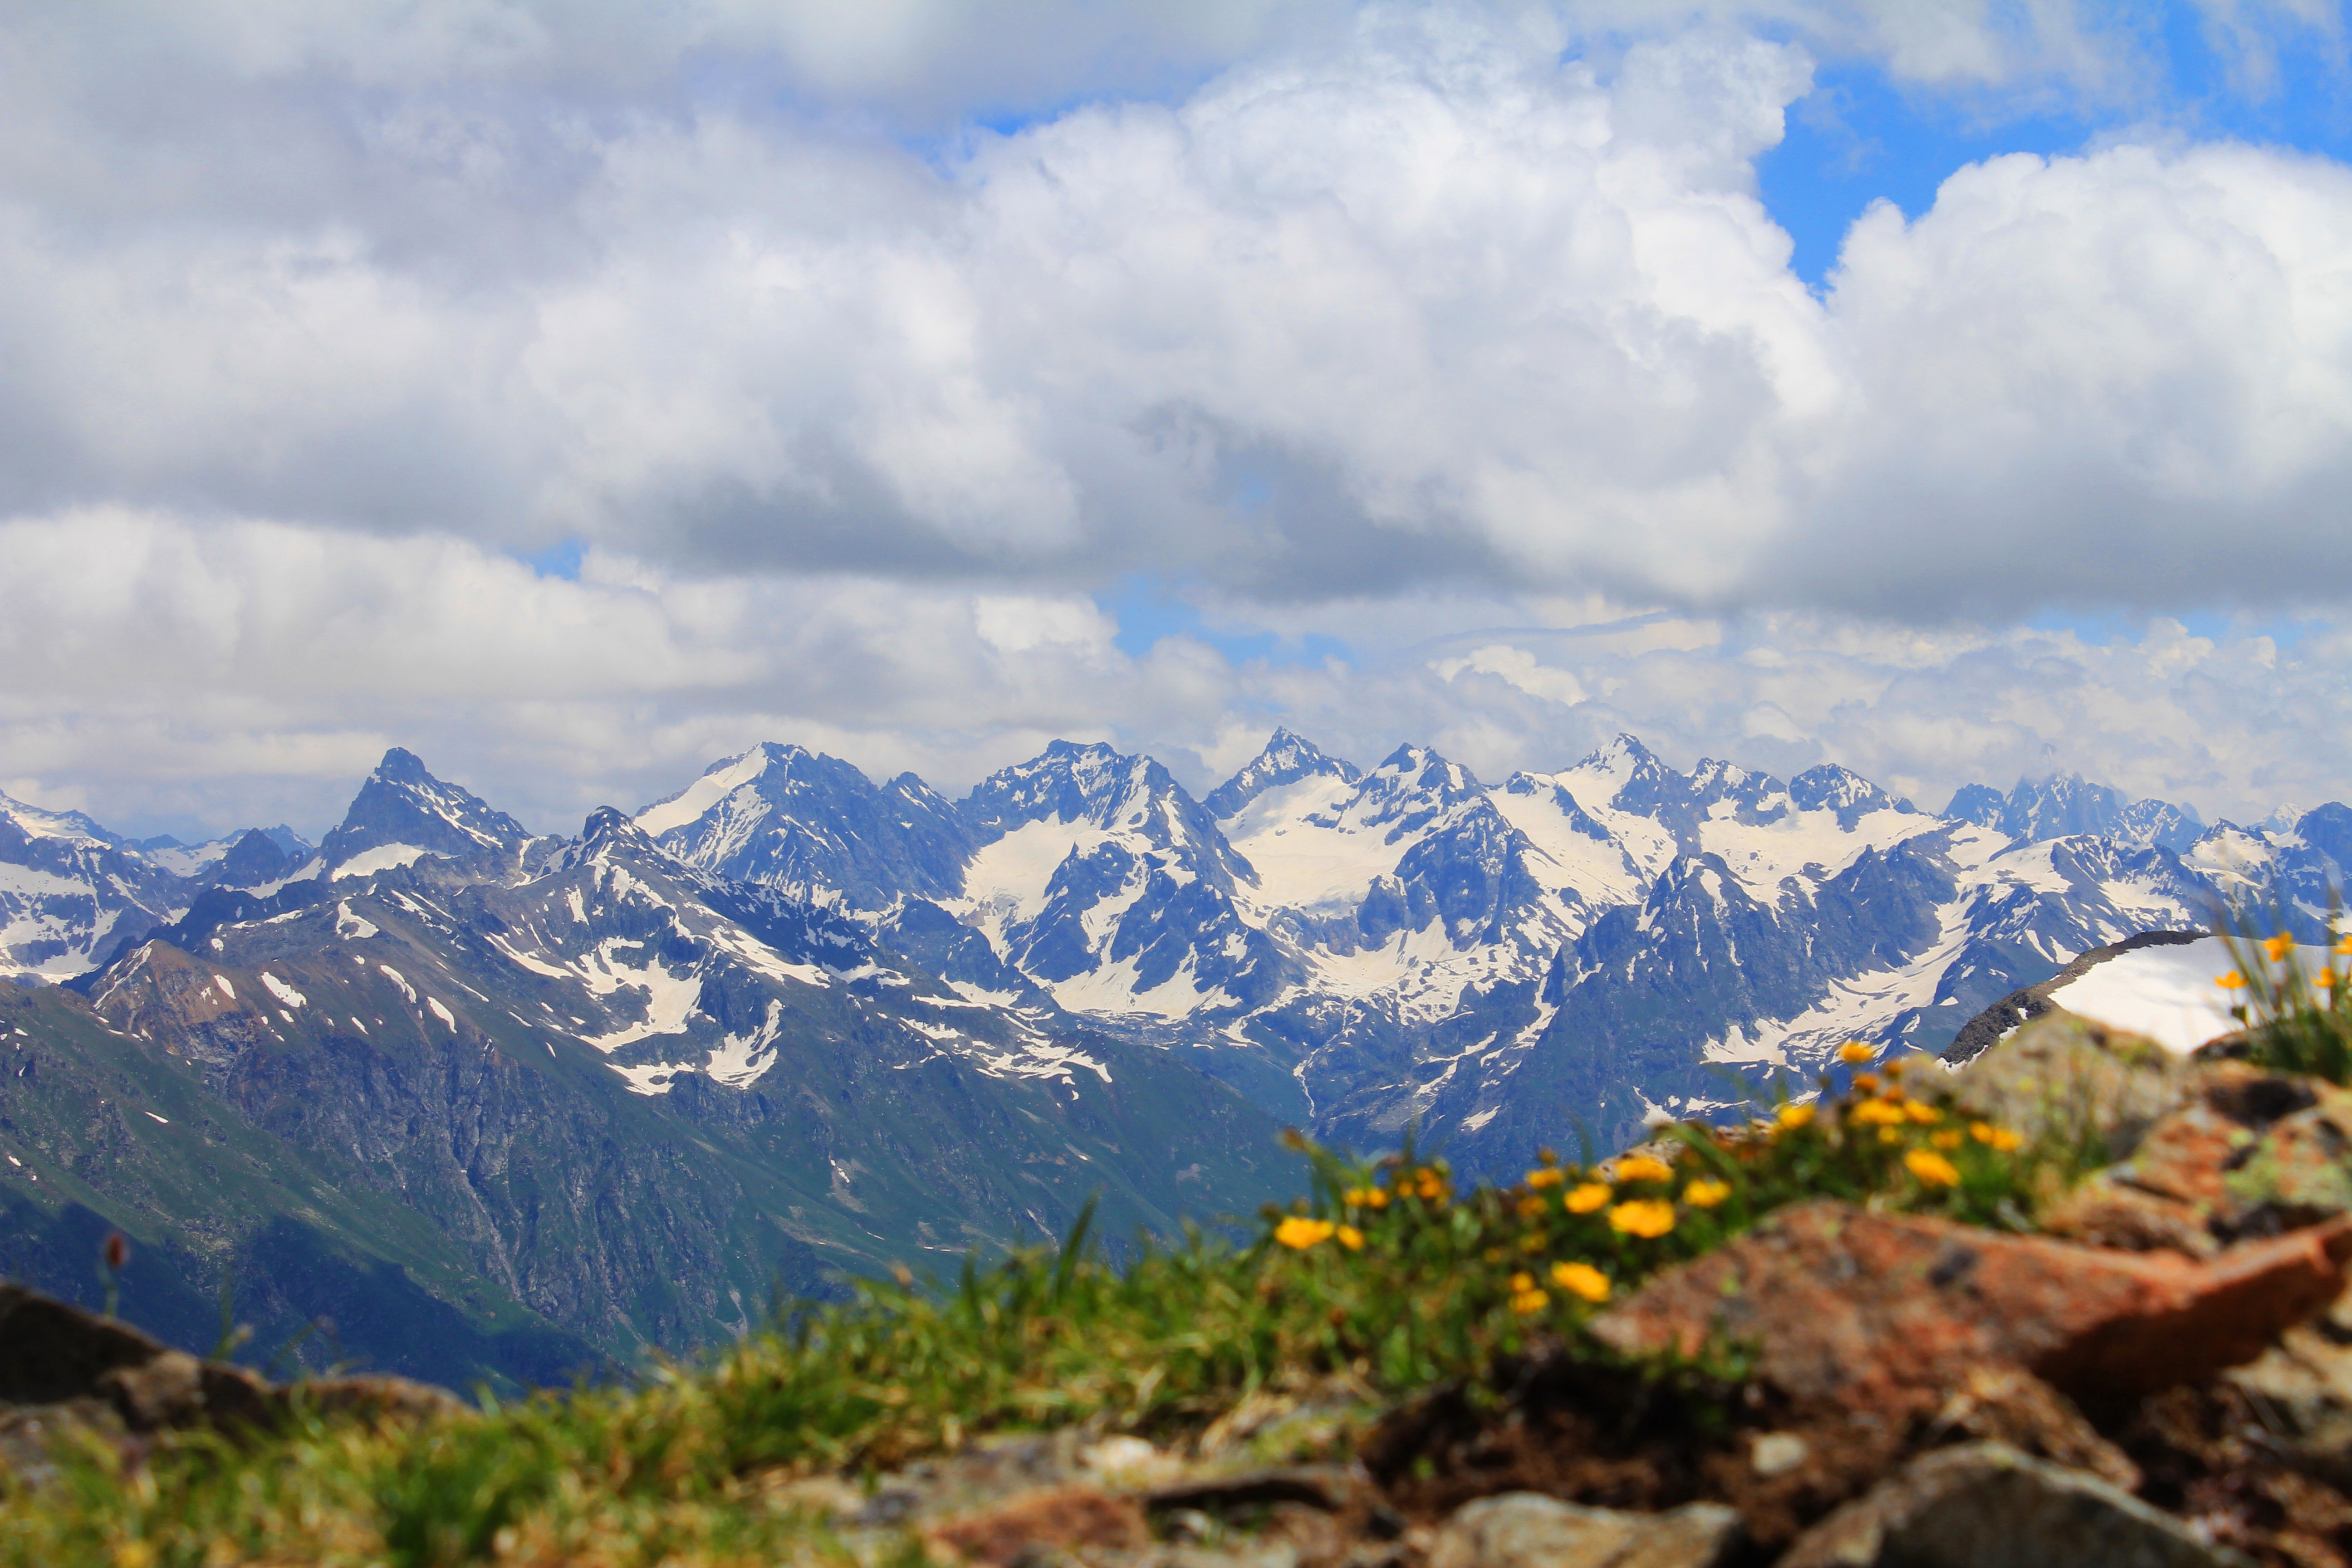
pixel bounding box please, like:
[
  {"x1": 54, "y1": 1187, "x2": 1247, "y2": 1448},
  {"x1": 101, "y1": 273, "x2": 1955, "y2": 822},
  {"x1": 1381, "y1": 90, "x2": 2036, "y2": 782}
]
[
  {"x1": 965, "y1": 740, "x2": 1211, "y2": 849},
  {"x1": 1561, "y1": 733, "x2": 1676, "y2": 815},
  {"x1": 1352, "y1": 743, "x2": 1486, "y2": 833},
  {"x1": 2108, "y1": 797, "x2": 2206, "y2": 855},
  {"x1": 633, "y1": 743, "x2": 972, "y2": 908},
  {"x1": 1204, "y1": 729, "x2": 1362, "y2": 820},
  {"x1": 315, "y1": 749, "x2": 531, "y2": 873},
  {"x1": 0, "y1": 789, "x2": 121, "y2": 848},
  {"x1": 1999, "y1": 773, "x2": 2130, "y2": 842},
  {"x1": 1943, "y1": 773, "x2": 2202, "y2": 854},
  {"x1": 1789, "y1": 764, "x2": 1908, "y2": 830}
]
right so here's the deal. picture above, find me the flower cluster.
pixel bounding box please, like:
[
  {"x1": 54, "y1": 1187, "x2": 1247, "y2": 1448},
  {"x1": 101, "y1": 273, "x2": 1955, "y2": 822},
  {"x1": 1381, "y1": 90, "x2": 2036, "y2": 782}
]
[{"x1": 1259, "y1": 1038, "x2": 2042, "y2": 1348}]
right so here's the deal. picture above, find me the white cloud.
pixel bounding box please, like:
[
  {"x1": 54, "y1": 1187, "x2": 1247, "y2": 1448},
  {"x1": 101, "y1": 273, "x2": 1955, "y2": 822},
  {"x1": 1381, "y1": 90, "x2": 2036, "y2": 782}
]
[
  {"x1": 3, "y1": 7, "x2": 2347, "y2": 617},
  {"x1": 3, "y1": 3, "x2": 2352, "y2": 828}
]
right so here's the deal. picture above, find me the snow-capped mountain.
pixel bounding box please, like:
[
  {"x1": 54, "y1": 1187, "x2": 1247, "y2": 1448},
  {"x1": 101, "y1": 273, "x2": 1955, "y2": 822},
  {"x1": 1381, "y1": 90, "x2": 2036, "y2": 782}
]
[
  {"x1": 603, "y1": 732, "x2": 2350, "y2": 1169},
  {"x1": 10, "y1": 749, "x2": 1294, "y2": 1385},
  {"x1": 18, "y1": 731, "x2": 2352, "y2": 1377}
]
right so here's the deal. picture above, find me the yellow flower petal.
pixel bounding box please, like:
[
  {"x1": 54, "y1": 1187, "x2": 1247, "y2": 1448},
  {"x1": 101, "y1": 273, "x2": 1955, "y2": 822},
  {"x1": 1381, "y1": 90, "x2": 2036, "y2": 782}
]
[
  {"x1": 1336, "y1": 1225, "x2": 1364, "y2": 1251},
  {"x1": 1775, "y1": 1102, "x2": 1816, "y2": 1130},
  {"x1": 1904, "y1": 1101, "x2": 1943, "y2": 1125},
  {"x1": 2267, "y1": 932, "x2": 2297, "y2": 962},
  {"x1": 1551, "y1": 1261, "x2": 1611, "y2": 1303},
  {"x1": 1607, "y1": 1198, "x2": 1677, "y2": 1238},
  {"x1": 1905, "y1": 1148, "x2": 1961, "y2": 1187},
  {"x1": 2216, "y1": 970, "x2": 2246, "y2": 990},
  {"x1": 1838, "y1": 1041, "x2": 1877, "y2": 1064},
  {"x1": 1683, "y1": 1178, "x2": 1732, "y2": 1209},
  {"x1": 1612, "y1": 1155, "x2": 1675, "y2": 1185},
  {"x1": 1274, "y1": 1218, "x2": 1336, "y2": 1250},
  {"x1": 1565, "y1": 1182, "x2": 1612, "y2": 1214},
  {"x1": 1511, "y1": 1288, "x2": 1550, "y2": 1315}
]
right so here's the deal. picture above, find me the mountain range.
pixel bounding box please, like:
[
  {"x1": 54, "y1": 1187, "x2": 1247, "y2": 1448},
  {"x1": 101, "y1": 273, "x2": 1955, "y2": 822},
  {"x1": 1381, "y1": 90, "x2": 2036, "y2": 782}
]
[{"x1": 3, "y1": 730, "x2": 2340, "y2": 1385}]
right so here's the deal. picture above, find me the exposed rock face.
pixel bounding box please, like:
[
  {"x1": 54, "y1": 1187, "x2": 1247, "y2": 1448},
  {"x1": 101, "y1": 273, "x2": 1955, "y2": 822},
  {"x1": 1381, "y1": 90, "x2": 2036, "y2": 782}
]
[
  {"x1": 1591, "y1": 1200, "x2": 2352, "y2": 1407},
  {"x1": 0, "y1": 1281, "x2": 460, "y2": 1485},
  {"x1": 1777, "y1": 1443, "x2": 2241, "y2": 1568}
]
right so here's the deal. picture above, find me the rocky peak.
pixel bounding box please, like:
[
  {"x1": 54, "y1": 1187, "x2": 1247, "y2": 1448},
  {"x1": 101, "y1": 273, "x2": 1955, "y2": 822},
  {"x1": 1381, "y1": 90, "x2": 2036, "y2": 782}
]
[
  {"x1": 1203, "y1": 728, "x2": 1362, "y2": 820},
  {"x1": 965, "y1": 741, "x2": 1191, "y2": 837},
  {"x1": 315, "y1": 750, "x2": 530, "y2": 871},
  {"x1": 1790, "y1": 764, "x2": 1908, "y2": 829},
  {"x1": 1999, "y1": 773, "x2": 2130, "y2": 843},
  {"x1": 1942, "y1": 782, "x2": 2006, "y2": 828}
]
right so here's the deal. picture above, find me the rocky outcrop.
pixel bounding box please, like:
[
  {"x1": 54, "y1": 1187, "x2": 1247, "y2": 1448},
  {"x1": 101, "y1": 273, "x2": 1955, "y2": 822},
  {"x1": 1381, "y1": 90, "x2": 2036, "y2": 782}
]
[{"x1": 0, "y1": 1282, "x2": 461, "y2": 1485}]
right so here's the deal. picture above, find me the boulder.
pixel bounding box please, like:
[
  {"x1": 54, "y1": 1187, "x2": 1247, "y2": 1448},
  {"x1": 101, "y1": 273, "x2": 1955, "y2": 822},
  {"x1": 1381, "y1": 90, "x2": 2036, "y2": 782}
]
[
  {"x1": 924, "y1": 1483, "x2": 1149, "y2": 1565},
  {"x1": 1776, "y1": 1441, "x2": 2247, "y2": 1568},
  {"x1": 1426, "y1": 1493, "x2": 1741, "y2": 1568},
  {"x1": 2042, "y1": 1062, "x2": 2352, "y2": 1252},
  {"x1": 1950, "y1": 1012, "x2": 2187, "y2": 1161},
  {"x1": 1589, "y1": 1200, "x2": 2352, "y2": 1410},
  {"x1": 0, "y1": 1279, "x2": 464, "y2": 1480}
]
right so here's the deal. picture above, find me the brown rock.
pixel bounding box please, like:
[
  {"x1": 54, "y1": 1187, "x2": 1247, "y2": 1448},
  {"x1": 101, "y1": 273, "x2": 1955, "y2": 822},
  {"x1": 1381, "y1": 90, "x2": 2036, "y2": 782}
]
[
  {"x1": 0, "y1": 1285, "x2": 167, "y2": 1404},
  {"x1": 2033, "y1": 1062, "x2": 2352, "y2": 1254},
  {"x1": 1426, "y1": 1493, "x2": 1741, "y2": 1568},
  {"x1": 1589, "y1": 1200, "x2": 2352, "y2": 1409},
  {"x1": 926, "y1": 1483, "x2": 1149, "y2": 1565},
  {"x1": 1777, "y1": 1441, "x2": 2244, "y2": 1568},
  {"x1": 293, "y1": 1374, "x2": 466, "y2": 1426},
  {"x1": 1924, "y1": 1365, "x2": 2139, "y2": 1490}
]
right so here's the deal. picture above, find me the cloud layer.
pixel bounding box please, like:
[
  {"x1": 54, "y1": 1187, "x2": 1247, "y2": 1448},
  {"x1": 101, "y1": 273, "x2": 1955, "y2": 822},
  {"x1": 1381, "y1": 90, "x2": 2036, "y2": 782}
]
[{"x1": 4, "y1": 2, "x2": 2351, "y2": 835}]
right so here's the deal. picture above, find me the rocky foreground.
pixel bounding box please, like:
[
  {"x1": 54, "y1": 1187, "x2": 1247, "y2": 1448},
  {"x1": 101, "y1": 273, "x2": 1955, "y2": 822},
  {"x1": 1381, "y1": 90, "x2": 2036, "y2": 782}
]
[{"x1": 15, "y1": 1010, "x2": 2352, "y2": 1566}]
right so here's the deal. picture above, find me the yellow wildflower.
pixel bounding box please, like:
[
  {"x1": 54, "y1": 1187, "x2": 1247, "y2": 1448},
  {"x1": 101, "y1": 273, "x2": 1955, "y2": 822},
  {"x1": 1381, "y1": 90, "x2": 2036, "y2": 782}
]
[
  {"x1": 1516, "y1": 1194, "x2": 1547, "y2": 1220},
  {"x1": 1683, "y1": 1178, "x2": 1732, "y2": 1209},
  {"x1": 2216, "y1": 970, "x2": 2247, "y2": 990},
  {"x1": 1879, "y1": 1126, "x2": 1902, "y2": 1144},
  {"x1": 1969, "y1": 1121, "x2": 2022, "y2": 1152},
  {"x1": 1608, "y1": 1199, "x2": 1676, "y2": 1238},
  {"x1": 2319, "y1": 971, "x2": 2339, "y2": 990},
  {"x1": 2266, "y1": 932, "x2": 2297, "y2": 963},
  {"x1": 1341, "y1": 1186, "x2": 1370, "y2": 1208},
  {"x1": 1551, "y1": 1261, "x2": 1611, "y2": 1303},
  {"x1": 1904, "y1": 1101, "x2": 1943, "y2": 1124},
  {"x1": 1905, "y1": 1148, "x2": 1961, "y2": 1187},
  {"x1": 1274, "y1": 1218, "x2": 1335, "y2": 1250},
  {"x1": 1776, "y1": 1102, "x2": 1816, "y2": 1131},
  {"x1": 1851, "y1": 1072, "x2": 1882, "y2": 1095},
  {"x1": 1566, "y1": 1182, "x2": 1612, "y2": 1214},
  {"x1": 1511, "y1": 1288, "x2": 1549, "y2": 1315},
  {"x1": 1613, "y1": 1155, "x2": 1675, "y2": 1185},
  {"x1": 1526, "y1": 1166, "x2": 1567, "y2": 1189},
  {"x1": 1838, "y1": 1041, "x2": 1877, "y2": 1064},
  {"x1": 2337, "y1": 934, "x2": 2352, "y2": 956},
  {"x1": 1848, "y1": 1099, "x2": 1907, "y2": 1126},
  {"x1": 1366, "y1": 1187, "x2": 1391, "y2": 1209},
  {"x1": 1931, "y1": 1129, "x2": 1965, "y2": 1150},
  {"x1": 1336, "y1": 1225, "x2": 1364, "y2": 1251},
  {"x1": 1884, "y1": 1058, "x2": 1908, "y2": 1077}
]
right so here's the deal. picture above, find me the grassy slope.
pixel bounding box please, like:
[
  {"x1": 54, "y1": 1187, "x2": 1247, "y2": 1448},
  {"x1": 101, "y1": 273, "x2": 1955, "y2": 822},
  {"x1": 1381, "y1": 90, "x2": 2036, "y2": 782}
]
[{"x1": 0, "y1": 1052, "x2": 2079, "y2": 1568}]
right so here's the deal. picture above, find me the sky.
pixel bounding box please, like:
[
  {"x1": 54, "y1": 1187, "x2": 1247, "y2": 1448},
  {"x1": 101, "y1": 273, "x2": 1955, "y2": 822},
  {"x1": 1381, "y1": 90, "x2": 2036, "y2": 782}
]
[{"x1": 3, "y1": 0, "x2": 2351, "y2": 842}]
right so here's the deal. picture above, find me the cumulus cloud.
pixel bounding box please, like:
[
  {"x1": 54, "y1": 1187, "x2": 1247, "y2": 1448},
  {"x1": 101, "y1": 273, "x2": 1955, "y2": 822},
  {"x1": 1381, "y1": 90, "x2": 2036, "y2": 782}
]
[
  {"x1": 3, "y1": 3, "x2": 2349, "y2": 616},
  {"x1": 0, "y1": 508, "x2": 2342, "y2": 839},
  {"x1": 5, "y1": 2, "x2": 2352, "y2": 830}
]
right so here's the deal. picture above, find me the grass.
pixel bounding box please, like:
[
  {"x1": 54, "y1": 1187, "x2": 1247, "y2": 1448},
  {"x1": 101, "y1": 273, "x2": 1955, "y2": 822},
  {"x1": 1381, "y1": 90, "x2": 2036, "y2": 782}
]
[
  {"x1": 2216, "y1": 915, "x2": 2352, "y2": 1084},
  {"x1": 1, "y1": 1049, "x2": 2086, "y2": 1568}
]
